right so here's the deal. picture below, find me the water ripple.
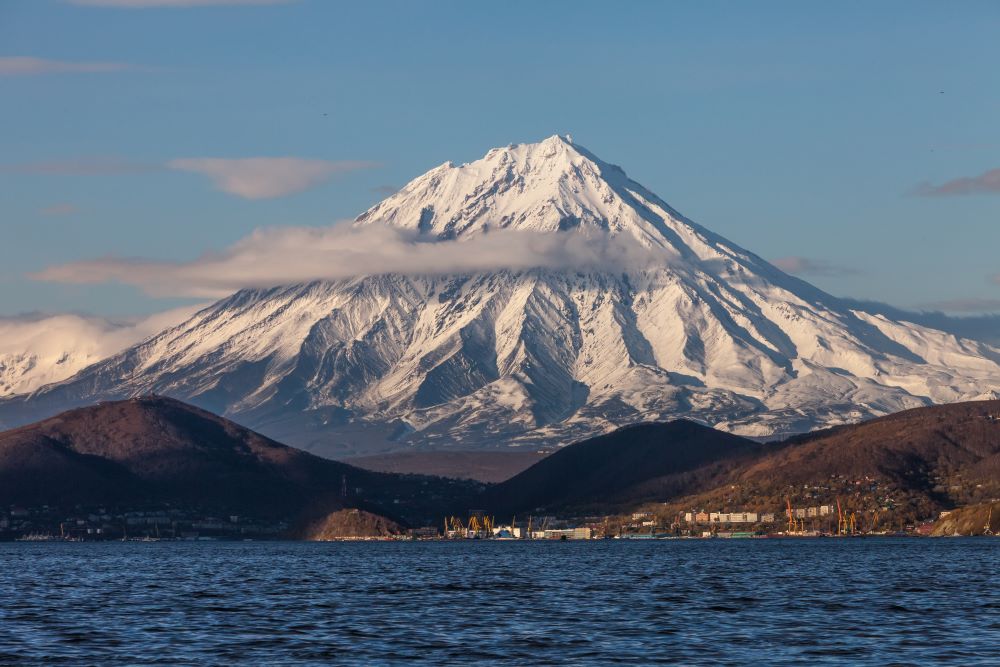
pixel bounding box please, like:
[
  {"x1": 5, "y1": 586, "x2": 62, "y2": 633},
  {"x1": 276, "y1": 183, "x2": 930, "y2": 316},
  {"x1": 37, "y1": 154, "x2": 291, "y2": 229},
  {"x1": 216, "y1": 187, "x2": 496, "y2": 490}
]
[{"x1": 0, "y1": 539, "x2": 998, "y2": 665}]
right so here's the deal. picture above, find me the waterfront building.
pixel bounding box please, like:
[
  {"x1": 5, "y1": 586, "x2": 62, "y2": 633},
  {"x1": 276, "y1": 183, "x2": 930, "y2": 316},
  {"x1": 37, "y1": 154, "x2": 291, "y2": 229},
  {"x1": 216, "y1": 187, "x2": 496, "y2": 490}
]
[{"x1": 543, "y1": 528, "x2": 592, "y2": 540}]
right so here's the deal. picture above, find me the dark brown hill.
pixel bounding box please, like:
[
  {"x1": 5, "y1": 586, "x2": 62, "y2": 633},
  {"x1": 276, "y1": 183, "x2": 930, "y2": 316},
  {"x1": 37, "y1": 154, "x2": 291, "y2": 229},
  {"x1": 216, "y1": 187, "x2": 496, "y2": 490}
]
[
  {"x1": 482, "y1": 401, "x2": 1000, "y2": 522},
  {"x1": 484, "y1": 420, "x2": 764, "y2": 516},
  {"x1": 666, "y1": 401, "x2": 1000, "y2": 522},
  {"x1": 8, "y1": 397, "x2": 999, "y2": 530},
  {"x1": 0, "y1": 396, "x2": 476, "y2": 524},
  {"x1": 751, "y1": 401, "x2": 1000, "y2": 493}
]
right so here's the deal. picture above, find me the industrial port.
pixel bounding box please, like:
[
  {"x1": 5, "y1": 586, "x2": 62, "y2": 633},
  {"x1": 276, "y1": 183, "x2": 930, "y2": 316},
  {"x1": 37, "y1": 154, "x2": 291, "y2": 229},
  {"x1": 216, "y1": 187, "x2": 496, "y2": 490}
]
[
  {"x1": 431, "y1": 495, "x2": 972, "y2": 541},
  {"x1": 442, "y1": 512, "x2": 592, "y2": 540}
]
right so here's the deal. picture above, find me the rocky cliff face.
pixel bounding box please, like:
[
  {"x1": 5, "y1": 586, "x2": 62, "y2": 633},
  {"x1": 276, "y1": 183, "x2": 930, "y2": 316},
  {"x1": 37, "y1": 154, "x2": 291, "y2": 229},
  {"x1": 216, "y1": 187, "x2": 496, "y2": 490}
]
[{"x1": 931, "y1": 502, "x2": 1000, "y2": 537}]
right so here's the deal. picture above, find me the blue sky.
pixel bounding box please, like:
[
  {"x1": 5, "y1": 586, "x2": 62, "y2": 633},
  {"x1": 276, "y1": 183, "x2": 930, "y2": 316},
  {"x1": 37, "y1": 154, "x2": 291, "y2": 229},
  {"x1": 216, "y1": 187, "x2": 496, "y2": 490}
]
[{"x1": 2, "y1": 0, "x2": 999, "y2": 317}]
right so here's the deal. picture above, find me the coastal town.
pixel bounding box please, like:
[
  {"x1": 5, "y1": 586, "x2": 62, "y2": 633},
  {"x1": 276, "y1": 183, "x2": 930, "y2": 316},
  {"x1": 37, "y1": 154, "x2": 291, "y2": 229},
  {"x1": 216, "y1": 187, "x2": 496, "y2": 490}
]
[
  {"x1": 2, "y1": 505, "x2": 289, "y2": 542},
  {"x1": 6, "y1": 500, "x2": 995, "y2": 542}
]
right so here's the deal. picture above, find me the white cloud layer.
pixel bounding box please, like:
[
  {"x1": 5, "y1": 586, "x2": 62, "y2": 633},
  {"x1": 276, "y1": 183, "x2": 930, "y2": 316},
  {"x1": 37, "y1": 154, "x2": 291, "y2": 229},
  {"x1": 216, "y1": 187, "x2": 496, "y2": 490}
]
[
  {"x1": 32, "y1": 224, "x2": 661, "y2": 298},
  {"x1": 167, "y1": 157, "x2": 378, "y2": 199},
  {"x1": 0, "y1": 56, "x2": 133, "y2": 76}
]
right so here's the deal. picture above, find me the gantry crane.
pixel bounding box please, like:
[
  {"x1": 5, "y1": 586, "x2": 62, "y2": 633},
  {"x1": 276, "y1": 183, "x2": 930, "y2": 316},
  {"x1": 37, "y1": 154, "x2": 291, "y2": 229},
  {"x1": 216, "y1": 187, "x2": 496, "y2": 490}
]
[{"x1": 444, "y1": 516, "x2": 465, "y2": 537}]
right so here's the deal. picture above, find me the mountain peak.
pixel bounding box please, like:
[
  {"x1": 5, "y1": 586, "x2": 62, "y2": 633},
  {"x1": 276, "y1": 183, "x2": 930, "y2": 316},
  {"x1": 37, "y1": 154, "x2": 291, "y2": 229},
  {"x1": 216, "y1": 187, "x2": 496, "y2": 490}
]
[
  {"x1": 544, "y1": 132, "x2": 573, "y2": 145},
  {"x1": 488, "y1": 133, "x2": 577, "y2": 157},
  {"x1": 354, "y1": 135, "x2": 673, "y2": 242},
  {"x1": 521, "y1": 132, "x2": 578, "y2": 153}
]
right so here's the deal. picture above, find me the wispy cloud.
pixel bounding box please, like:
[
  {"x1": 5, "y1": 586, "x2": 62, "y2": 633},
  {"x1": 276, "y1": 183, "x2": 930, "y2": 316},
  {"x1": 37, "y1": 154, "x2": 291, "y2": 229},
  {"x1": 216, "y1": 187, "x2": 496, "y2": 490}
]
[
  {"x1": 0, "y1": 56, "x2": 134, "y2": 76},
  {"x1": 771, "y1": 256, "x2": 858, "y2": 277},
  {"x1": 39, "y1": 203, "x2": 79, "y2": 216},
  {"x1": 67, "y1": 0, "x2": 296, "y2": 7},
  {"x1": 913, "y1": 167, "x2": 1000, "y2": 196},
  {"x1": 167, "y1": 157, "x2": 379, "y2": 199},
  {"x1": 4, "y1": 156, "x2": 375, "y2": 199},
  {"x1": 0, "y1": 157, "x2": 156, "y2": 176},
  {"x1": 371, "y1": 184, "x2": 399, "y2": 196},
  {"x1": 918, "y1": 297, "x2": 1000, "y2": 314},
  {"x1": 31, "y1": 224, "x2": 660, "y2": 298}
]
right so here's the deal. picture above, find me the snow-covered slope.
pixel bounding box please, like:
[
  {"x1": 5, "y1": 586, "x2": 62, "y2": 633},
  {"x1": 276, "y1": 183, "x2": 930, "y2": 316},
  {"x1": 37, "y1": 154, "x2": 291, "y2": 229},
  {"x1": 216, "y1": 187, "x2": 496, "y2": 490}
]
[
  {"x1": 2, "y1": 136, "x2": 998, "y2": 455},
  {"x1": 0, "y1": 308, "x2": 199, "y2": 397}
]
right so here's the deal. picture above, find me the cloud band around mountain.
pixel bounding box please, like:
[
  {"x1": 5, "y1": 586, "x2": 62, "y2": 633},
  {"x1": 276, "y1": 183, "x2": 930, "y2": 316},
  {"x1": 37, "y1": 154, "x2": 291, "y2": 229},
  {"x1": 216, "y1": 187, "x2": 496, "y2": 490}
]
[{"x1": 31, "y1": 224, "x2": 663, "y2": 298}]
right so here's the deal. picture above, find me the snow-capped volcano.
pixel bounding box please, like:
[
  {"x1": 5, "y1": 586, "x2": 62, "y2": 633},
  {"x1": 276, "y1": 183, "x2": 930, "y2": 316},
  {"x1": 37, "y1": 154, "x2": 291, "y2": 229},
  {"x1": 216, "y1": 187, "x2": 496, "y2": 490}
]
[{"x1": 2, "y1": 135, "x2": 998, "y2": 456}]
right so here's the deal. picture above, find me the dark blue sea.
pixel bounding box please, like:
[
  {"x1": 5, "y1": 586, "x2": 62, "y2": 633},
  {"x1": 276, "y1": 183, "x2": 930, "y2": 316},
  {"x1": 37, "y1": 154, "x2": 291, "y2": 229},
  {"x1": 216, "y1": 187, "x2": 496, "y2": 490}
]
[{"x1": 1, "y1": 539, "x2": 998, "y2": 665}]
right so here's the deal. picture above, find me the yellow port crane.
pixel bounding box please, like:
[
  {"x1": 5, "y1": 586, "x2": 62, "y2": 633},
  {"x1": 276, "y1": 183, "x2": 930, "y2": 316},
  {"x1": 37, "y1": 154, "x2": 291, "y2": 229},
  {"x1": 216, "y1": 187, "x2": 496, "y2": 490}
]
[
  {"x1": 786, "y1": 498, "x2": 796, "y2": 533},
  {"x1": 445, "y1": 516, "x2": 465, "y2": 537}
]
